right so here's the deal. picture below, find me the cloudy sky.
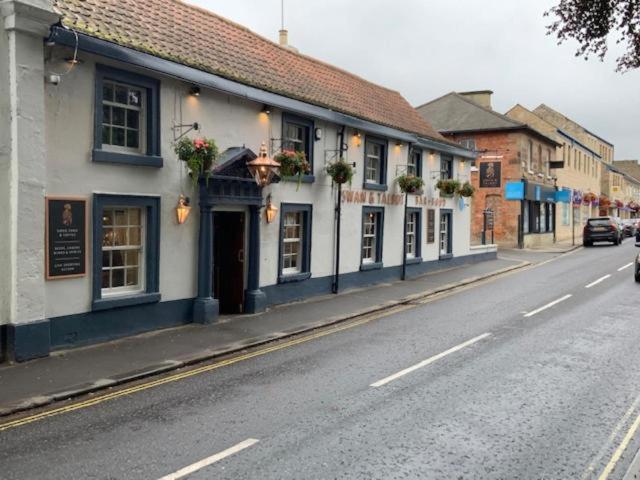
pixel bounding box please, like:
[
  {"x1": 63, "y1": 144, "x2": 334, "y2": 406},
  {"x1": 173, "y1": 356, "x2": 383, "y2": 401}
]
[{"x1": 189, "y1": 0, "x2": 639, "y2": 159}]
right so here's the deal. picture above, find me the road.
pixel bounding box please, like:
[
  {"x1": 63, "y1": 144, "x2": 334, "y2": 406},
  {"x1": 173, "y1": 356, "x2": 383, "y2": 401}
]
[{"x1": 2, "y1": 242, "x2": 640, "y2": 479}]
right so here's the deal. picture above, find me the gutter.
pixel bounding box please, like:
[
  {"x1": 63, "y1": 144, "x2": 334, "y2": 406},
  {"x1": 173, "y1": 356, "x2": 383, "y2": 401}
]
[{"x1": 49, "y1": 26, "x2": 472, "y2": 158}]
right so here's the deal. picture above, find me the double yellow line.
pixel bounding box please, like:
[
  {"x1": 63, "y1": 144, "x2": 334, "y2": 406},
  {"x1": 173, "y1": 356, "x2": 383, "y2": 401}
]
[{"x1": 0, "y1": 304, "x2": 411, "y2": 433}]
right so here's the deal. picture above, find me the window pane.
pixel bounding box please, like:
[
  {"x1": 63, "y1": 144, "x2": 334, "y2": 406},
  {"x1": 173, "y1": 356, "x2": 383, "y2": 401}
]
[
  {"x1": 112, "y1": 268, "x2": 125, "y2": 287},
  {"x1": 112, "y1": 127, "x2": 125, "y2": 146},
  {"x1": 125, "y1": 250, "x2": 138, "y2": 266},
  {"x1": 102, "y1": 228, "x2": 113, "y2": 246},
  {"x1": 129, "y1": 227, "x2": 142, "y2": 246},
  {"x1": 112, "y1": 250, "x2": 124, "y2": 267},
  {"x1": 113, "y1": 228, "x2": 127, "y2": 246},
  {"x1": 115, "y1": 85, "x2": 128, "y2": 104},
  {"x1": 126, "y1": 109, "x2": 139, "y2": 129},
  {"x1": 103, "y1": 82, "x2": 114, "y2": 102},
  {"x1": 115, "y1": 210, "x2": 127, "y2": 225},
  {"x1": 112, "y1": 107, "x2": 125, "y2": 126},
  {"x1": 102, "y1": 105, "x2": 111, "y2": 124},
  {"x1": 101, "y1": 126, "x2": 111, "y2": 145},
  {"x1": 129, "y1": 208, "x2": 141, "y2": 225},
  {"x1": 101, "y1": 270, "x2": 110, "y2": 289},
  {"x1": 126, "y1": 130, "x2": 139, "y2": 149},
  {"x1": 102, "y1": 251, "x2": 111, "y2": 268},
  {"x1": 125, "y1": 268, "x2": 138, "y2": 287},
  {"x1": 128, "y1": 89, "x2": 142, "y2": 107}
]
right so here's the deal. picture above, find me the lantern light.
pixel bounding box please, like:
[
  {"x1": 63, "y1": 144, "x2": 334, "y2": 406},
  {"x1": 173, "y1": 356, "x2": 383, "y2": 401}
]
[
  {"x1": 247, "y1": 142, "x2": 281, "y2": 187},
  {"x1": 265, "y1": 194, "x2": 278, "y2": 223},
  {"x1": 189, "y1": 85, "x2": 201, "y2": 96},
  {"x1": 176, "y1": 194, "x2": 191, "y2": 224}
]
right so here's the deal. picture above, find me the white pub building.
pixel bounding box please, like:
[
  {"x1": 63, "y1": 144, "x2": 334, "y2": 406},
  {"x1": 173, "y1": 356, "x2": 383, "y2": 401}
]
[{"x1": 0, "y1": 0, "x2": 492, "y2": 362}]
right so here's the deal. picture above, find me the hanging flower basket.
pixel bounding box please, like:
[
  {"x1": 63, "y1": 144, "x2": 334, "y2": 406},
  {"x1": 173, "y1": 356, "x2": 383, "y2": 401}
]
[
  {"x1": 397, "y1": 174, "x2": 425, "y2": 194},
  {"x1": 599, "y1": 195, "x2": 611, "y2": 208},
  {"x1": 615, "y1": 199, "x2": 624, "y2": 209},
  {"x1": 628, "y1": 201, "x2": 639, "y2": 212},
  {"x1": 174, "y1": 137, "x2": 219, "y2": 191},
  {"x1": 274, "y1": 149, "x2": 311, "y2": 190},
  {"x1": 457, "y1": 181, "x2": 475, "y2": 198},
  {"x1": 436, "y1": 179, "x2": 460, "y2": 197},
  {"x1": 583, "y1": 192, "x2": 597, "y2": 204},
  {"x1": 326, "y1": 159, "x2": 354, "y2": 185}
]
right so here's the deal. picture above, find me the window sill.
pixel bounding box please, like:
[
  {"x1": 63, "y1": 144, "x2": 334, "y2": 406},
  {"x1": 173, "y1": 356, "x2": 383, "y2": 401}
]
[
  {"x1": 92, "y1": 292, "x2": 161, "y2": 311},
  {"x1": 281, "y1": 174, "x2": 315, "y2": 184},
  {"x1": 405, "y1": 256, "x2": 423, "y2": 265},
  {"x1": 363, "y1": 183, "x2": 388, "y2": 192},
  {"x1": 360, "y1": 261, "x2": 383, "y2": 271},
  {"x1": 439, "y1": 253, "x2": 453, "y2": 261},
  {"x1": 93, "y1": 149, "x2": 163, "y2": 168},
  {"x1": 278, "y1": 271, "x2": 312, "y2": 284}
]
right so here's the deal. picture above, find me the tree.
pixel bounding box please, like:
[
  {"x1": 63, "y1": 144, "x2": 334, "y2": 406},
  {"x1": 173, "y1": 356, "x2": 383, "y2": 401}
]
[{"x1": 545, "y1": 0, "x2": 640, "y2": 71}]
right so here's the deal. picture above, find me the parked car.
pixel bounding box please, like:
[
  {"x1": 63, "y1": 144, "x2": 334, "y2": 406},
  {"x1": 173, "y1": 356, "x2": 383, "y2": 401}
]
[
  {"x1": 583, "y1": 217, "x2": 623, "y2": 246},
  {"x1": 622, "y1": 219, "x2": 637, "y2": 237}
]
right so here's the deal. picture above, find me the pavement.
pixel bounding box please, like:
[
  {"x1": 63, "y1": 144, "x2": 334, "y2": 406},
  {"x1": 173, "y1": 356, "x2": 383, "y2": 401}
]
[
  {"x1": 0, "y1": 254, "x2": 534, "y2": 417},
  {"x1": 2, "y1": 238, "x2": 639, "y2": 479}
]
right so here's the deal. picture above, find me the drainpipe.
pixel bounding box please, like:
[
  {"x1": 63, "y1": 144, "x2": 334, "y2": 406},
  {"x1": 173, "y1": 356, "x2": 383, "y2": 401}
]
[{"x1": 332, "y1": 125, "x2": 346, "y2": 294}]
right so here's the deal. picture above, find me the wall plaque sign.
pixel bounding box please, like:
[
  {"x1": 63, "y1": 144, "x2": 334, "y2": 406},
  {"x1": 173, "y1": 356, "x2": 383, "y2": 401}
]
[
  {"x1": 45, "y1": 196, "x2": 87, "y2": 279},
  {"x1": 479, "y1": 162, "x2": 501, "y2": 188}
]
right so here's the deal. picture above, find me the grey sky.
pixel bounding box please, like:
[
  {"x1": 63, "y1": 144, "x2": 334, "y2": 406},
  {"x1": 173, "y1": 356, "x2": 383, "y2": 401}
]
[{"x1": 188, "y1": 0, "x2": 639, "y2": 159}]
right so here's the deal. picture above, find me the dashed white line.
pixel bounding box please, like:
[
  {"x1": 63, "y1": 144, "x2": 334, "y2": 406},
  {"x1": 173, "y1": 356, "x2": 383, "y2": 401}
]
[
  {"x1": 585, "y1": 274, "x2": 612, "y2": 289},
  {"x1": 523, "y1": 294, "x2": 572, "y2": 318},
  {"x1": 370, "y1": 333, "x2": 491, "y2": 387},
  {"x1": 618, "y1": 263, "x2": 633, "y2": 271},
  {"x1": 157, "y1": 438, "x2": 259, "y2": 480}
]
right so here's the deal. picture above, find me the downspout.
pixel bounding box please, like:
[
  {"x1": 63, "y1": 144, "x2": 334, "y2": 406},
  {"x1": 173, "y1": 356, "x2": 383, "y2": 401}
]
[{"x1": 332, "y1": 125, "x2": 346, "y2": 294}]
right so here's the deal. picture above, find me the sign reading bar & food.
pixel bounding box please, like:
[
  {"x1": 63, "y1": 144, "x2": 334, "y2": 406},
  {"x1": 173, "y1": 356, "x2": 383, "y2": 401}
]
[{"x1": 45, "y1": 196, "x2": 87, "y2": 279}]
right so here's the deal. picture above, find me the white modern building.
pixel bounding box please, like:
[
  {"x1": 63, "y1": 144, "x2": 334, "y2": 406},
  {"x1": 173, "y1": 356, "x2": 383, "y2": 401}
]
[{"x1": 0, "y1": 0, "x2": 491, "y2": 362}]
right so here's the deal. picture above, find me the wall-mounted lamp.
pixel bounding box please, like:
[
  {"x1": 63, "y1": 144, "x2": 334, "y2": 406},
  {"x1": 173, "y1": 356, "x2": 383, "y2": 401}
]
[
  {"x1": 247, "y1": 142, "x2": 281, "y2": 187},
  {"x1": 175, "y1": 194, "x2": 191, "y2": 224},
  {"x1": 353, "y1": 130, "x2": 362, "y2": 147},
  {"x1": 265, "y1": 194, "x2": 278, "y2": 223},
  {"x1": 261, "y1": 104, "x2": 271, "y2": 115},
  {"x1": 314, "y1": 127, "x2": 323, "y2": 141},
  {"x1": 189, "y1": 85, "x2": 201, "y2": 96},
  {"x1": 64, "y1": 57, "x2": 83, "y2": 65},
  {"x1": 395, "y1": 140, "x2": 402, "y2": 147}
]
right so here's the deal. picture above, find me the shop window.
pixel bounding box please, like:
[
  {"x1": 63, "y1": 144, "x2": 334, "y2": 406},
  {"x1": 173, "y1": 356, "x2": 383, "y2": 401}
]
[
  {"x1": 92, "y1": 194, "x2": 160, "y2": 311},
  {"x1": 440, "y1": 154, "x2": 453, "y2": 180},
  {"x1": 405, "y1": 208, "x2": 422, "y2": 263},
  {"x1": 282, "y1": 113, "x2": 314, "y2": 179},
  {"x1": 361, "y1": 207, "x2": 384, "y2": 269},
  {"x1": 278, "y1": 204, "x2": 312, "y2": 283},
  {"x1": 439, "y1": 210, "x2": 453, "y2": 258},
  {"x1": 93, "y1": 65, "x2": 162, "y2": 167},
  {"x1": 363, "y1": 137, "x2": 388, "y2": 190},
  {"x1": 407, "y1": 149, "x2": 422, "y2": 177}
]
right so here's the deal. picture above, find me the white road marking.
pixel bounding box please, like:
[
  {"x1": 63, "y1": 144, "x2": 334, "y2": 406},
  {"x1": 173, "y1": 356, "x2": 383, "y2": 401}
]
[
  {"x1": 523, "y1": 294, "x2": 572, "y2": 318},
  {"x1": 370, "y1": 333, "x2": 491, "y2": 387},
  {"x1": 585, "y1": 274, "x2": 612, "y2": 289},
  {"x1": 618, "y1": 262, "x2": 633, "y2": 271},
  {"x1": 158, "y1": 438, "x2": 259, "y2": 480}
]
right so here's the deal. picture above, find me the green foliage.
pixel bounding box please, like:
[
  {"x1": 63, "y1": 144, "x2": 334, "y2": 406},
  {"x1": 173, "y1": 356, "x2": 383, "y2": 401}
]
[
  {"x1": 326, "y1": 159, "x2": 354, "y2": 185},
  {"x1": 436, "y1": 179, "x2": 461, "y2": 196},
  {"x1": 397, "y1": 174, "x2": 425, "y2": 194},
  {"x1": 174, "y1": 137, "x2": 219, "y2": 191},
  {"x1": 275, "y1": 149, "x2": 311, "y2": 190},
  {"x1": 458, "y1": 181, "x2": 475, "y2": 197}
]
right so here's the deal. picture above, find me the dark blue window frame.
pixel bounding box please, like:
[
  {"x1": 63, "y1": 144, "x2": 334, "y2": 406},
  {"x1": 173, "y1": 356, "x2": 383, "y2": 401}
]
[
  {"x1": 278, "y1": 203, "x2": 313, "y2": 283},
  {"x1": 363, "y1": 136, "x2": 388, "y2": 191},
  {"x1": 361, "y1": 206, "x2": 384, "y2": 271},
  {"x1": 409, "y1": 148, "x2": 423, "y2": 178},
  {"x1": 282, "y1": 113, "x2": 315, "y2": 184},
  {"x1": 93, "y1": 64, "x2": 163, "y2": 167},
  {"x1": 440, "y1": 154, "x2": 453, "y2": 180},
  {"x1": 405, "y1": 207, "x2": 422, "y2": 264},
  {"x1": 92, "y1": 194, "x2": 161, "y2": 311}
]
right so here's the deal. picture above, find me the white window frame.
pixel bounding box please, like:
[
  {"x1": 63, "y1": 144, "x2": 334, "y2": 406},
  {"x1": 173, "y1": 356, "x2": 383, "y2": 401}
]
[
  {"x1": 362, "y1": 212, "x2": 378, "y2": 263},
  {"x1": 101, "y1": 206, "x2": 146, "y2": 297},
  {"x1": 102, "y1": 80, "x2": 146, "y2": 155},
  {"x1": 406, "y1": 212, "x2": 417, "y2": 258},
  {"x1": 282, "y1": 211, "x2": 303, "y2": 275},
  {"x1": 365, "y1": 142, "x2": 381, "y2": 184}
]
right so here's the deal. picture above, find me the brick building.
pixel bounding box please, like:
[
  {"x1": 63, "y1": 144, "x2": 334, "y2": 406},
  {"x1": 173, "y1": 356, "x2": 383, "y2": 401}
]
[{"x1": 416, "y1": 91, "x2": 562, "y2": 248}]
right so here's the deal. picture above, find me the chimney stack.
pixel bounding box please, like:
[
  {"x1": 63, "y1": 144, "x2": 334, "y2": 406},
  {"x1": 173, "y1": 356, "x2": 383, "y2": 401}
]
[
  {"x1": 279, "y1": 28, "x2": 288, "y2": 47},
  {"x1": 459, "y1": 90, "x2": 494, "y2": 110}
]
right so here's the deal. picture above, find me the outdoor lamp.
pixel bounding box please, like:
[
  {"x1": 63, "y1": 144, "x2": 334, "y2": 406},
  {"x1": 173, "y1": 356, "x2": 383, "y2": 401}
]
[
  {"x1": 175, "y1": 194, "x2": 191, "y2": 224},
  {"x1": 189, "y1": 85, "x2": 201, "y2": 96},
  {"x1": 247, "y1": 142, "x2": 281, "y2": 187},
  {"x1": 265, "y1": 194, "x2": 278, "y2": 223}
]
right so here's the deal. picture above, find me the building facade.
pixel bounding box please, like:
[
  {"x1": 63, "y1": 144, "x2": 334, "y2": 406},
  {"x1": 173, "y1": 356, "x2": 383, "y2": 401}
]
[
  {"x1": 416, "y1": 91, "x2": 561, "y2": 248},
  {"x1": 0, "y1": 0, "x2": 487, "y2": 362}
]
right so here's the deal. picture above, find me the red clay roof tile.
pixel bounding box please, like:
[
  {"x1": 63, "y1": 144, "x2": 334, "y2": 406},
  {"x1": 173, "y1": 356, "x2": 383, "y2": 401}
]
[{"x1": 53, "y1": 0, "x2": 445, "y2": 141}]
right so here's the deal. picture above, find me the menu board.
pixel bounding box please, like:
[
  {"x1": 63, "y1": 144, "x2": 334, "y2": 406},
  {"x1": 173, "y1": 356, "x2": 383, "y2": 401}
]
[
  {"x1": 45, "y1": 196, "x2": 87, "y2": 279},
  {"x1": 426, "y1": 209, "x2": 435, "y2": 244}
]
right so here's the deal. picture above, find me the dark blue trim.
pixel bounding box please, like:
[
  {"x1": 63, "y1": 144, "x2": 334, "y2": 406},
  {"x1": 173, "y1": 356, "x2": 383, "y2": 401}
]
[
  {"x1": 441, "y1": 154, "x2": 454, "y2": 180},
  {"x1": 7, "y1": 320, "x2": 51, "y2": 362},
  {"x1": 93, "y1": 149, "x2": 163, "y2": 167},
  {"x1": 363, "y1": 136, "x2": 388, "y2": 188},
  {"x1": 406, "y1": 256, "x2": 423, "y2": 265},
  {"x1": 92, "y1": 194, "x2": 161, "y2": 311},
  {"x1": 406, "y1": 207, "x2": 422, "y2": 259},
  {"x1": 278, "y1": 203, "x2": 312, "y2": 283},
  {"x1": 94, "y1": 64, "x2": 162, "y2": 166},
  {"x1": 363, "y1": 183, "x2": 388, "y2": 192},
  {"x1": 263, "y1": 251, "x2": 498, "y2": 306},
  {"x1": 244, "y1": 205, "x2": 266, "y2": 314},
  {"x1": 361, "y1": 206, "x2": 384, "y2": 267},
  {"x1": 410, "y1": 148, "x2": 423, "y2": 178}
]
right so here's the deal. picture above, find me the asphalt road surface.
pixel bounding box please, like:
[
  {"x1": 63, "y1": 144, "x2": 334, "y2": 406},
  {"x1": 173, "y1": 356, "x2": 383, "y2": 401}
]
[{"x1": 2, "y1": 242, "x2": 640, "y2": 479}]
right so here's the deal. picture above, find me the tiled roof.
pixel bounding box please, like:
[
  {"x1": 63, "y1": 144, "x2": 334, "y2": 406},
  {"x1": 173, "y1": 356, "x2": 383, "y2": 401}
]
[{"x1": 53, "y1": 0, "x2": 446, "y2": 141}]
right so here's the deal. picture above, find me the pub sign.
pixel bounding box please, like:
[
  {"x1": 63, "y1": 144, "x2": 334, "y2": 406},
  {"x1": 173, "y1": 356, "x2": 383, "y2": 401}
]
[
  {"x1": 479, "y1": 162, "x2": 501, "y2": 188},
  {"x1": 45, "y1": 196, "x2": 87, "y2": 279}
]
